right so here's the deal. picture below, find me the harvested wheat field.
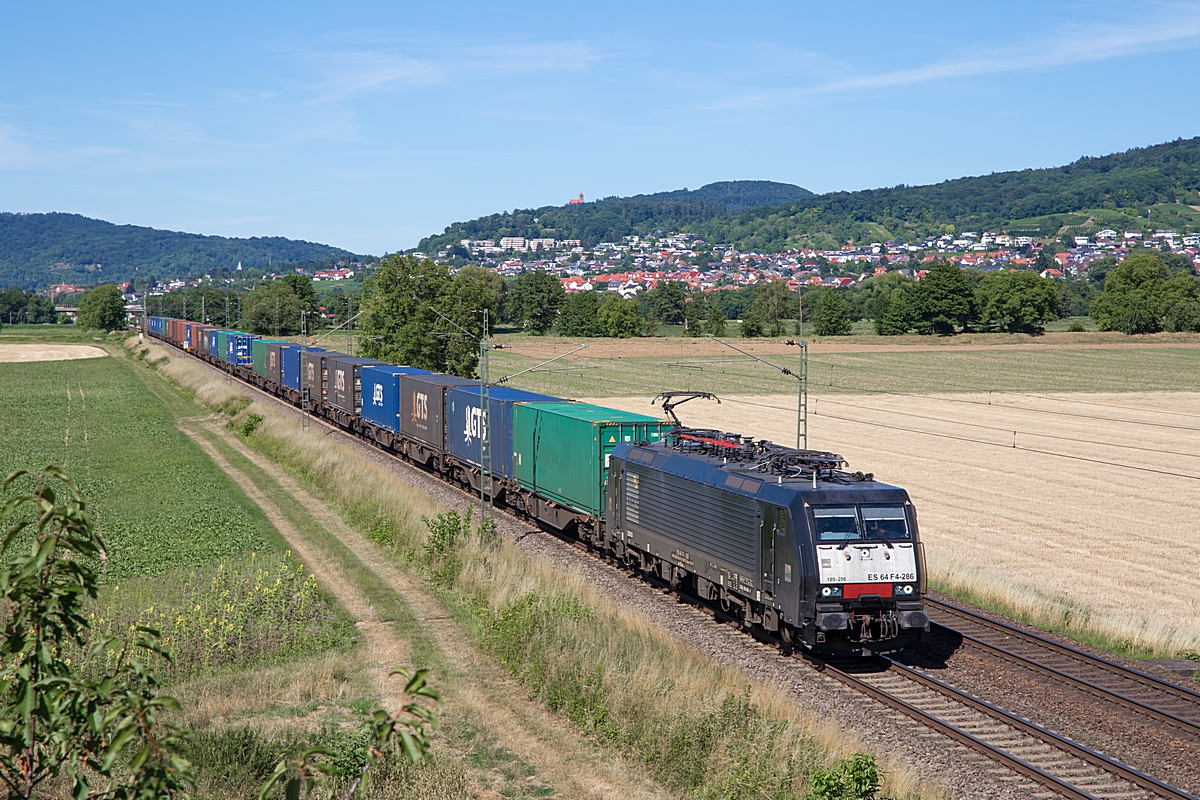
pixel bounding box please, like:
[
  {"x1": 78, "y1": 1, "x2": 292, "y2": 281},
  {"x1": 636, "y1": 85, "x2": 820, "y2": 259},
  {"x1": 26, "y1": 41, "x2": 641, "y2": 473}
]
[
  {"x1": 584, "y1": 391, "x2": 1200, "y2": 657},
  {"x1": 0, "y1": 343, "x2": 108, "y2": 362}
]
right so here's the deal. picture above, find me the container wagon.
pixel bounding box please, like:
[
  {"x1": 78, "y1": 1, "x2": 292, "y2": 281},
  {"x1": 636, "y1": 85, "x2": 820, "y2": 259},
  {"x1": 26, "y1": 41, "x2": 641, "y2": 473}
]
[
  {"x1": 511, "y1": 402, "x2": 670, "y2": 529},
  {"x1": 444, "y1": 386, "x2": 563, "y2": 495}
]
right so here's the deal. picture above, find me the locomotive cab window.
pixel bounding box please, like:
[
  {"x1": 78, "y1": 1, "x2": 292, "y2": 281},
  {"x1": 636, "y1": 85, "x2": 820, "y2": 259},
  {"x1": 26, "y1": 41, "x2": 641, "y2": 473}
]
[
  {"x1": 860, "y1": 505, "x2": 911, "y2": 541},
  {"x1": 813, "y1": 506, "x2": 860, "y2": 542}
]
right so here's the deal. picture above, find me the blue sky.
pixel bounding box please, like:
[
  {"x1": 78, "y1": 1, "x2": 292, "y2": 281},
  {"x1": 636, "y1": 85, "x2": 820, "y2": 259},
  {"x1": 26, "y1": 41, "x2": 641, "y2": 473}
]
[{"x1": 3, "y1": 1, "x2": 1200, "y2": 255}]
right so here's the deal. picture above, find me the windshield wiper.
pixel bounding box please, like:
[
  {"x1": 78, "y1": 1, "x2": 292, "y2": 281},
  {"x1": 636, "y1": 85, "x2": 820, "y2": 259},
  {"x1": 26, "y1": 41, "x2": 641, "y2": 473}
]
[{"x1": 861, "y1": 525, "x2": 895, "y2": 549}]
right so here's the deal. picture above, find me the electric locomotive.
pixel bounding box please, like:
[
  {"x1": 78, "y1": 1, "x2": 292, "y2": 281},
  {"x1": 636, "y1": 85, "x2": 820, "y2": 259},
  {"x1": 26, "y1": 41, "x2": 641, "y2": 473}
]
[{"x1": 605, "y1": 424, "x2": 929, "y2": 654}]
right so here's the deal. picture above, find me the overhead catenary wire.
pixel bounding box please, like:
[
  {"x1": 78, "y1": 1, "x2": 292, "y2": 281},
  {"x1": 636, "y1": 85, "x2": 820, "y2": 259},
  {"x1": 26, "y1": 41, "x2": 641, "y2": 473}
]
[
  {"x1": 529, "y1": 352, "x2": 1200, "y2": 434},
  {"x1": 737, "y1": 395, "x2": 1200, "y2": 461},
  {"x1": 810, "y1": 410, "x2": 1200, "y2": 483}
]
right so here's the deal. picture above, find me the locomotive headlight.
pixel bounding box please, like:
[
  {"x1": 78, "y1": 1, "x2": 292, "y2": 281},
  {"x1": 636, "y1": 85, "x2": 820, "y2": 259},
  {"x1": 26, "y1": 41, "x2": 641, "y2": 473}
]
[
  {"x1": 893, "y1": 584, "x2": 915, "y2": 596},
  {"x1": 820, "y1": 585, "x2": 842, "y2": 598}
]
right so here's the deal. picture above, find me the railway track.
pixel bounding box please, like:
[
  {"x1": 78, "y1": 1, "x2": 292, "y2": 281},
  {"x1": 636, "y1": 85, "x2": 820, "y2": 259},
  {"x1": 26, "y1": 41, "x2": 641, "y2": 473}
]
[
  {"x1": 154, "y1": 338, "x2": 1200, "y2": 800},
  {"x1": 926, "y1": 598, "x2": 1200, "y2": 742},
  {"x1": 821, "y1": 657, "x2": 1196, "y2": 800}
]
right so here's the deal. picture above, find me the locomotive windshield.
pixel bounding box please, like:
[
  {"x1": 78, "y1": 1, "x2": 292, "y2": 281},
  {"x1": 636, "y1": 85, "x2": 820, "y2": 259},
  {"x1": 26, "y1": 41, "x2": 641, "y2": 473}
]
[
  {"x1": 813, "y1": 506, "x2": 860, "y2": 542},
  {"x1": 813, "y1": 504, "x2": 911, "y2": 543},
  {"x1": 860, "y1": 505, "x2": 910, "y2": 541}
]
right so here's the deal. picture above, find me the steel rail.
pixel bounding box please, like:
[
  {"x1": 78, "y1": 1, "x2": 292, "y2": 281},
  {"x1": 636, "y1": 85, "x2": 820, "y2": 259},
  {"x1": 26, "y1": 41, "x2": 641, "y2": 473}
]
[
  {"x1": 931, "y1": 619, "x2": 1200, "y2": 739},
  {"x1": 822, "y1": 658, "x2": 1198, "y2": 800},
  {"x1": 149, "y1": 334, "x2": 1199, "y2": 800},
  {"x1": 927, "y1": 598, "x2": 1200, "y2": 717}
]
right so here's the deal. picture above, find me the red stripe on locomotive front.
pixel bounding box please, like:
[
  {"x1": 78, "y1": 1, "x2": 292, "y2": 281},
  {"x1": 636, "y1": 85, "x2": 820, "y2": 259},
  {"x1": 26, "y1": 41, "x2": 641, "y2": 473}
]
[{"x1": 840, "y1": 583, "x2": 892, "y2": 599}]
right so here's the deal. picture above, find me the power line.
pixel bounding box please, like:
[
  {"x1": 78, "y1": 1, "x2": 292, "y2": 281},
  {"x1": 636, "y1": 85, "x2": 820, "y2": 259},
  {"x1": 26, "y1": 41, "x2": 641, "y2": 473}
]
[
  {"x1": 740, "y1": 395, "x2": 1200, "y2": 461},
  {"x1": 811, "y1": 411, "x2": 1200, "y2": 483}
]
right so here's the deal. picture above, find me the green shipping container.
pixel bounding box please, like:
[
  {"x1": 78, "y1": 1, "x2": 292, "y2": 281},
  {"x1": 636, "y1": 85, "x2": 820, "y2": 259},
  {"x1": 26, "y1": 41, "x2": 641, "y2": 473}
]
[
  {"x1": 512, "y1": 402, "x2": 670, "y2": 518},
  {"x1": 251, "y1": 339, "x2": 289, "y2": 377}
]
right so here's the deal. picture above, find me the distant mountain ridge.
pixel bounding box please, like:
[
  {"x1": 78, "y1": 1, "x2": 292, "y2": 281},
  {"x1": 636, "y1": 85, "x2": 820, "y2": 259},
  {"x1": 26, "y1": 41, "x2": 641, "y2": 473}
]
[
  {"x1": 623, "y1": 180, "x2": 814, "y2": 210},
  {"x1": 419, "y1": 138, "x2": 1200, "y2": 254},
  {"x1": 0, "y1": 212, "x2": 364, "y2": 290}
]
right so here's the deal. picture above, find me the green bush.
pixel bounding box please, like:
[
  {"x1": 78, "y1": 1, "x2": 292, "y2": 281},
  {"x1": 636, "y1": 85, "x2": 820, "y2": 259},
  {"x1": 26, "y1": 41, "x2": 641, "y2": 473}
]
[
  {"x1": 808, "y1": 753, "x2": 885, "y2": 800},
  {"x1": 240, "y1": 412, "x2": 264, "y2": 436}
]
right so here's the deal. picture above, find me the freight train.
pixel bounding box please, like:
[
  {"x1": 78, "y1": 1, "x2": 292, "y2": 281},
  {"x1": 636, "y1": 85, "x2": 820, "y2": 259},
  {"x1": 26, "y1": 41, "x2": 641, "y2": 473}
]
[{"x1": 144, "y1": 316, "x2": 929, "y2": 654}]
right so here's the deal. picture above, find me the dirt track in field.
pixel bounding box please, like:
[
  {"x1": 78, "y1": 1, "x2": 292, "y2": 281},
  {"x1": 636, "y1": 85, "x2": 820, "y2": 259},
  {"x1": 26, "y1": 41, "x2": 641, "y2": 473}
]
[
  {"x1": 0, "y1": 343, "x2": 108, "y2": 362},
  {"x1": 584, "y1": 391, "x2": 1200, "y2": 654},
  {"x1": 180, "y1": 416, "x2": 672, "y2": 800}
]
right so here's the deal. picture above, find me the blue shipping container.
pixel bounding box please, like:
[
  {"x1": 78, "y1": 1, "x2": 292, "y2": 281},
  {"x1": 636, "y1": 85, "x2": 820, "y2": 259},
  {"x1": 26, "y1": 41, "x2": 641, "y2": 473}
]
[
  {"x1": 281, "y1": 346, "x2": 325, "y2": 391},
  {"x1": 226, "y1": 333, "x2": 255, "y2": 365},
  {"x1": 360, "y1": 365, "x2": 433, "y2": 433},
  {"x1": 444, "y1": 386, "x2": 563, "y2": 479},
  {"x1": 207, "y1": 329, "x2": 225, "y2": 358}
]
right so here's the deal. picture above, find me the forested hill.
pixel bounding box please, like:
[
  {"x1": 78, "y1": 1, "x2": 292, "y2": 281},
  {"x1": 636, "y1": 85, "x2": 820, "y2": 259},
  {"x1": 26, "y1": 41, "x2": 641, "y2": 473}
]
[
  {"x1": 419, "y1": 137, "x2": 1200, "y2": 253},
  {"x1": 417, "y1": 180, "x2": 812, "y2": 254},
  {"x1": 0, "y1": 213, "x2": 363, "y2": 290}
]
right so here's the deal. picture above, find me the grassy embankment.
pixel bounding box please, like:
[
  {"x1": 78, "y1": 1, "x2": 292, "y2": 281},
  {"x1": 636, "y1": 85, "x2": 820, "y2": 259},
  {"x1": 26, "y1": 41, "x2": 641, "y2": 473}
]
[{"x1": 130, "y1": 335, "x2": 936, "y2": 799}]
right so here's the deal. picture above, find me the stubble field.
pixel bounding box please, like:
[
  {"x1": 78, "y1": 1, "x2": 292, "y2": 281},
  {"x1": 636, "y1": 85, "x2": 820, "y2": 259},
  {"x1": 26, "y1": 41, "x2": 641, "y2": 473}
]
[{"x1": 583, "y1": 389, "x2": 1200, "y2": 657}]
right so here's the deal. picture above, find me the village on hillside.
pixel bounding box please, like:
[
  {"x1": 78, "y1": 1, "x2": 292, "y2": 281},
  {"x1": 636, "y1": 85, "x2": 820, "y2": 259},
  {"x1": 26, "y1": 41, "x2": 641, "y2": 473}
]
[{"x1": 425, "y1": 228, "x2": 1200, "y2": 298}]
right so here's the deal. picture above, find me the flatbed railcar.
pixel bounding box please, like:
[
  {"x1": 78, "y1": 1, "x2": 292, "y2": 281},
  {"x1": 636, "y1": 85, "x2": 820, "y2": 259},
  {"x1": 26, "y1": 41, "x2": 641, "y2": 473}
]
[{"x1": 142, "y1": 317, "x2": 929, "y2": 654}]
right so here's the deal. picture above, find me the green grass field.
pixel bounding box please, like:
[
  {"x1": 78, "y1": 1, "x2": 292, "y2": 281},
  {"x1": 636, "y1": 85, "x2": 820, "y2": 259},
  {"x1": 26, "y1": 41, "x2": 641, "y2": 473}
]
[
  {"x1": 0, "y1": 351, "x2": 275, "y2": 579},
  {"x1": 488, "y1": 344, "x2": 1200, "y2": 399}
]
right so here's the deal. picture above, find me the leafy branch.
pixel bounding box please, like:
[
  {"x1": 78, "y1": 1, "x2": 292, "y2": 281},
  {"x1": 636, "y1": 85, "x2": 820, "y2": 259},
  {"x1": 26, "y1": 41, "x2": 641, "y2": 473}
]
[{"x1": 0, "y1": 466, "x2": 192, "y2": 800}]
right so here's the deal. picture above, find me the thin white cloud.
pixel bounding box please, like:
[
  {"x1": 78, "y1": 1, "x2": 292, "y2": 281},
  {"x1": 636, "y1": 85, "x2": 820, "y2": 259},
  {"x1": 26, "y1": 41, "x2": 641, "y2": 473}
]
[
  {"x1": 826, "y1": 7, "x2": 1200, "y2": 92},
  {"x1": 711, "y1": 2, "x2": 1200, "y2": 109},
  {"x1": 291, "y1": 36, "x2": 607, "y2": 104},
  {"x1": 0, "y1": 122, "x2": 125, "y2": 170}
]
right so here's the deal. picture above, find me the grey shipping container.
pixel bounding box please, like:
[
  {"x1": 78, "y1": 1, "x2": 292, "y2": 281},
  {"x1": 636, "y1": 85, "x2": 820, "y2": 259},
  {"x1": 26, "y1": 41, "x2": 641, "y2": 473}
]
[
  {"x1": 264, "y1": 342, "x2": 291, "y2": 386},
  {"x1": 303, "y1": 351, "x2": 348, "y2": 402},
  {"x1": 399, "y1": 374, "x2": 477, "y2": 450},
  {"x1": 328, "y1": 356, "x2": 385, "y2": 415}
]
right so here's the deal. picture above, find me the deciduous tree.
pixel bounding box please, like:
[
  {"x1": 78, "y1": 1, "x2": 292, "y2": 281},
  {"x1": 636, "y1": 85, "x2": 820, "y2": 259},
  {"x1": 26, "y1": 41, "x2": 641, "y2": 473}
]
[
  {"x1": 975, "y1": 270, "x2": 1060, "y2": 334},
  {"x1": 555, "y1": 291, "x2": 603, "y2": 336},
  {"x1": 597, "y1": 294, "x2": 643, "y2": 337},
  {"x1": 358, "y1": 254, "x2": 486, "y2": 376},
  {"x1": 808, "y1": 287, "x2": 852, "y2": 336},
  {"x1": 240, "y1": 280, "x2": 305, "y2": 335},
  {"x1": 749, "y1": 281, "x2": 796, "y2": 336},
  {"x1": 1090, "y1": 252, "x2": 1200, "y2": 334},
  {"x1": 507, "y1": 270, "x2": 565, "y2": 334},
  {"x1": 703, "y1": 301, "x2": 727, "y2": 336},
  {"x1": 644, "y1": 280, "x2": 687, "y2": 324},
  {"x1": 907, "y1": 262, "x2": 974, "y2": 334},
  {"x1": 77, "y1": 283, "x2": 126, "y2": 331}
]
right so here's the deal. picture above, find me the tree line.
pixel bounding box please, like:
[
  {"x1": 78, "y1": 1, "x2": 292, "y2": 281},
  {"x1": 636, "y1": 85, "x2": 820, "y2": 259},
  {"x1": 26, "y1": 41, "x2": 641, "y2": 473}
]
[{"x1": 0, "y1": 286, "x2": 56, "y2": 327}]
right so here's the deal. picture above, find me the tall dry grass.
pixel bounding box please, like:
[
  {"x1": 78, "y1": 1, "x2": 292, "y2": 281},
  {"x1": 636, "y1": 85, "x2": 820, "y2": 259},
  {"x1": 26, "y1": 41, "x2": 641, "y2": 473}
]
[{"x1": 129, "y1": 338, "x2": 939, "y2": 799}]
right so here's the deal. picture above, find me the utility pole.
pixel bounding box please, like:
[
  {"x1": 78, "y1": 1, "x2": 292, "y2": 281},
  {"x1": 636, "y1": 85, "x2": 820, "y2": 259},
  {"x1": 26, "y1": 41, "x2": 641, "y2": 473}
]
[
  {"x1": 275, "y1": 296, "x2": 280, "y2": 337},
  {"x1": 479, "y1": 309, "x2": 491, "y2": 525},
  {"x1": 798, "y1": 288, "x2": 803, "y2": 337},
  {"x1": 300, "y1": 310, "x2": 309, "y2": 429},
  {"x1": 705, "y1": 334, "x2": 808, "y2": 450},
  {"x1": 201, "y1": 295, "x2": 205, "y2": 324},
  {"x1": 784, "y1": 339, "x2": 808, "y2": 450}
]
